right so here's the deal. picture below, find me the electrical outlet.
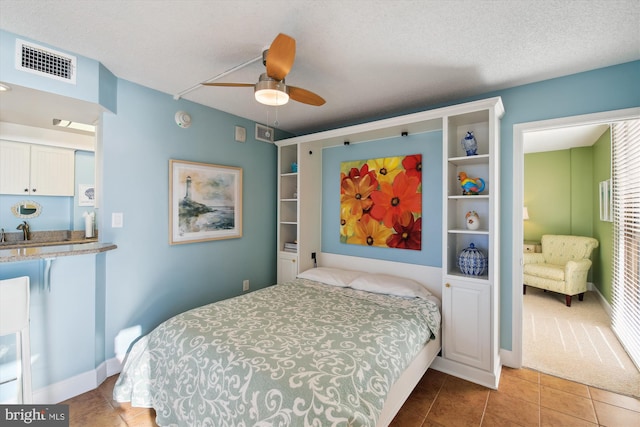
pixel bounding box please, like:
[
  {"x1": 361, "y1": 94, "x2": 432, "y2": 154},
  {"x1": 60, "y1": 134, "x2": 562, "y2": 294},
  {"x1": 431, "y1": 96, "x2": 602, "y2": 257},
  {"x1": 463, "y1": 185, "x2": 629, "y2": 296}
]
[{"x1": 243, "y1": 280, "x2": 249, "y2": 292}]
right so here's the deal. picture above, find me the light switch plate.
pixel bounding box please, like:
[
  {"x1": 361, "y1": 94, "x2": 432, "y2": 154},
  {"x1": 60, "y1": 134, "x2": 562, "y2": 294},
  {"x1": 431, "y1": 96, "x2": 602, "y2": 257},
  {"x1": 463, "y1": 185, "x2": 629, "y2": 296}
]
[
  {"x1": 234, "y1": 125, "x2": 246, "y2": 142},
  {"x1": 112, "y1": 212, "x2": 123, "y2": 228}
]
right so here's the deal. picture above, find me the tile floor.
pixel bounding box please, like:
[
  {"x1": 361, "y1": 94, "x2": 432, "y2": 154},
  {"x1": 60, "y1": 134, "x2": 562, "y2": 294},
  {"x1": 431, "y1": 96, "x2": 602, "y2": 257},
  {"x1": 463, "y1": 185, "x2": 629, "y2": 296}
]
[{"x1": 62, "y1": 367, "x2": 640, "y2": 426}]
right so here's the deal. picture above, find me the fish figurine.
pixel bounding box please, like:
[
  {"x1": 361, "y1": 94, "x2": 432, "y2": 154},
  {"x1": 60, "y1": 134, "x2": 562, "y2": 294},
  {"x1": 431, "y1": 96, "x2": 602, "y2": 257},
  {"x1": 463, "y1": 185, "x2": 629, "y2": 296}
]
[{"x1": 458, "y1": 172, "x2": 485, "y2": 195}]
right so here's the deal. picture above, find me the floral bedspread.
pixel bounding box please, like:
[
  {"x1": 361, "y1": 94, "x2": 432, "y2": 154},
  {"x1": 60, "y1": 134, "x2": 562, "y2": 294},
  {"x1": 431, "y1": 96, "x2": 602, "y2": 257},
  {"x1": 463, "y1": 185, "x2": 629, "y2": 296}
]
[{"x1": 113, "y1": 279, "x2": 441, "y2": 427}]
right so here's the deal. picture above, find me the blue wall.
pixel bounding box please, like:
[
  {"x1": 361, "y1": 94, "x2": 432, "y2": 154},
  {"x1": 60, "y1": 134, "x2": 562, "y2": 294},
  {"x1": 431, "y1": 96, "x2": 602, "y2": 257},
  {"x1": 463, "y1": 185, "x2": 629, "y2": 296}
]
[
  {"x1": 99, "y1": 79, "x2": 278, "y2": 359},
  {"x1": 479, "y1": 62, "x2": 639, "y2": 349},
  {"x1": 322, "y1": 130, "x2": 442, "y2": 266},
  {"x1": 1, "y1": 26, "x2": 638, "y2": 387},
  {"x1": 315, "y1": 61, "x2": 640, "y2": 350},
  {"x1": 1, "y1": 29, "x2": 279, "y2": 389},
  {"x1": 0, "y1": 31, "x2": 110, "y2": 109}
]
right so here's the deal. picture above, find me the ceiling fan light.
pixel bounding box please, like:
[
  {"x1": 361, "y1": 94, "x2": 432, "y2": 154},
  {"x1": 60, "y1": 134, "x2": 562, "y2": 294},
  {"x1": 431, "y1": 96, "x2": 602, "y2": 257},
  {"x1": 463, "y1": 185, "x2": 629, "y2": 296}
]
[
  {"x1": 254, "y1": 78, "x2": 289, "y2": 106},
  {"x1": 255, "y1": 89, "x2": 289, "y2": 106}
]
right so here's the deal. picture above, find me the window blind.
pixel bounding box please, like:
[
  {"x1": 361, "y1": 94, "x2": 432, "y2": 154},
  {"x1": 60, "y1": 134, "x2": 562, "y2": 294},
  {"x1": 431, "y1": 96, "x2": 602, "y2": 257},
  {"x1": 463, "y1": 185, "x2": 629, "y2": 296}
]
[{"x1": 611, "y1": 118, "x2": 640, "y2": 370}]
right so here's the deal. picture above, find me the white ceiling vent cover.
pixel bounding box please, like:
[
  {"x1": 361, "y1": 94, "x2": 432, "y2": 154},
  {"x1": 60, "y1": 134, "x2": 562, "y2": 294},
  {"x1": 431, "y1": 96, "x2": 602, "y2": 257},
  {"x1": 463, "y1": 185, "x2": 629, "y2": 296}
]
[{"x1": 15, "y1": 39, "x2": 76, "y2": 84}]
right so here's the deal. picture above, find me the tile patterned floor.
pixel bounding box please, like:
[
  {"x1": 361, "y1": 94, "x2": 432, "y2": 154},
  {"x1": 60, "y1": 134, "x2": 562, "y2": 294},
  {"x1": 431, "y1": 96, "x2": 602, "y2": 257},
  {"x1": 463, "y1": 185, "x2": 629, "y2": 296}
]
[{"x1": 62, "y1": 367, "x2": 640, "y2": 426}]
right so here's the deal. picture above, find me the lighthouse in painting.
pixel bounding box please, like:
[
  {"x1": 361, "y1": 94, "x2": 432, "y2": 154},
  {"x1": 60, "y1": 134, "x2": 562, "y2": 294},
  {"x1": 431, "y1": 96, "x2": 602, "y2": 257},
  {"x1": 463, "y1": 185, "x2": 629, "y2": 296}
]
[{"x1": 184, "y1": 176, "x2": 192, "y2": 200}]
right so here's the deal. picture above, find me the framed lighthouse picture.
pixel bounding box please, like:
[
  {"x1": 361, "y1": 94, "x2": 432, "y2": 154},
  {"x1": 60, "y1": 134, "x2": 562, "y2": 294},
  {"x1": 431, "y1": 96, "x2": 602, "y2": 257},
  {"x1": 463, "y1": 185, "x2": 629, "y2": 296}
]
[{"x1": 169, "y1": 159, "x2": 243, "y2": 245}]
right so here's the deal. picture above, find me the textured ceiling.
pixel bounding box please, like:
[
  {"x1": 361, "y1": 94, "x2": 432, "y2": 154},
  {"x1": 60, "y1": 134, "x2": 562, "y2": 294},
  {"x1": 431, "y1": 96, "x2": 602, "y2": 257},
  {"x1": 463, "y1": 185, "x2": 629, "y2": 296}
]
[{"x1": 0, "y1": 0, "x2": 638, "y2": 137}]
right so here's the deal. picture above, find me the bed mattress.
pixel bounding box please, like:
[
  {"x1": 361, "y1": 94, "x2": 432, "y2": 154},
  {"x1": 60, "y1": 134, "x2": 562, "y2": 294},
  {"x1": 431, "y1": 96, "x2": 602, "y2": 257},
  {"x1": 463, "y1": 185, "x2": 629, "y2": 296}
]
[{"x1": 113, "y1": 278, "x2": 441, "y2": 426}]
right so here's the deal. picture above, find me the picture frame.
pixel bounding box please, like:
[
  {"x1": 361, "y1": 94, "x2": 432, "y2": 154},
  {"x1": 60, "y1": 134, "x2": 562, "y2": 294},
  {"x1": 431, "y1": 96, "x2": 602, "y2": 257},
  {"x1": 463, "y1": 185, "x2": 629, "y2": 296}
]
[
  {"x1": 78, "y1": 184, "x2": 95, "y2": 206},
  {"x1": 169, "y1": 159, "x2": 242, "y2": 244},
  {"x1": 340, "y1": 154, "x2": 423, "y2": 250},
  {"x1": 599, "y1": 179, "x2": 612, "y2": 222}
]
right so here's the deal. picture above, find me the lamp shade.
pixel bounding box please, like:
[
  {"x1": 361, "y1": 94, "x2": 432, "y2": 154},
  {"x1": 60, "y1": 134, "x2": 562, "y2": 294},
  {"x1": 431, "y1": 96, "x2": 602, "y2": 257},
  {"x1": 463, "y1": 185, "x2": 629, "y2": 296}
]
[{"x1": 523, "y1": 207, "x2": 530, "y2": 221}]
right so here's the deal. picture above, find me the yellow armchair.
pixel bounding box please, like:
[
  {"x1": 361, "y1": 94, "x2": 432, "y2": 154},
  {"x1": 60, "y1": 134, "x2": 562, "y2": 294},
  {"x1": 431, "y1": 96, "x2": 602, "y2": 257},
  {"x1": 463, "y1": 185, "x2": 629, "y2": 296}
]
[{"x1": 523, "y1": 234, "x2": 599, "y2": 306}]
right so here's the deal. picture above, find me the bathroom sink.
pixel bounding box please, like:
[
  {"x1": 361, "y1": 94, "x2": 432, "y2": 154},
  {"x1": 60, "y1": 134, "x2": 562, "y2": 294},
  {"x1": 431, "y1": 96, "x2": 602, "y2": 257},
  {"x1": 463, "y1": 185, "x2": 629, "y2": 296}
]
[
  {"x1": 0, "y1": 239, "x2": 71, "y2": 250},
  {"x1": 0, "y1": 230, "x2": 97, "y2": 250}
]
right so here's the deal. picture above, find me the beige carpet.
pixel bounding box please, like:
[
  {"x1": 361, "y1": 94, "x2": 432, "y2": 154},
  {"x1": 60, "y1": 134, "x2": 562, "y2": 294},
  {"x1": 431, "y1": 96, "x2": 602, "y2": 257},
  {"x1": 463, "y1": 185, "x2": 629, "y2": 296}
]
[{"x1": 523, "y1": 287, "x2": 640, "y2": 398}]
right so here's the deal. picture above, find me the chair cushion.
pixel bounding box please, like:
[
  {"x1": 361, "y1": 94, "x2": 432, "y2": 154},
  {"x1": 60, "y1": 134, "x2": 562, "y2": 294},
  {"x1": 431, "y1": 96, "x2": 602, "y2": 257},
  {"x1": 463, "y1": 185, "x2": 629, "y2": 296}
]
[
  {"x1": 541, "y1": 235, "x2": 598, "y2": 265},
  {"x1": 523, "y1": 263, "x2": 565, "y2": 281}
]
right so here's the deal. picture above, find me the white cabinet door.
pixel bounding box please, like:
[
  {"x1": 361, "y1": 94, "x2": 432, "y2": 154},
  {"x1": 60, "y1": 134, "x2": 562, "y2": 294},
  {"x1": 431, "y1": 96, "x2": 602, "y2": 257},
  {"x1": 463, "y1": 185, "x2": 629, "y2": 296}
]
[
  {"x1": 278, "y1": 252, "x2": 298, "y2": 283},
  {"x1": 442, "y1": 280, "x2": 491, "y2": 370},
  {"x1": 0, "y1": 140, "x2": 31, "y2": 194},
  {"x1": 30, "y1": 144, "x2": 75, "y2": 196},
  {"x1": 0, "y1": 141, "x2": 75, "y2": 196}
]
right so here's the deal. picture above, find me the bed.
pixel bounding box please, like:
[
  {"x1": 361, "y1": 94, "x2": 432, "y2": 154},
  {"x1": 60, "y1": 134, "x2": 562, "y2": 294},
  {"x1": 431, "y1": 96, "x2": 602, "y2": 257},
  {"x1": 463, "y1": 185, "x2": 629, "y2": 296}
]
[{"x1": 113, "y1": 267, "x2": 441, "y2": 426}]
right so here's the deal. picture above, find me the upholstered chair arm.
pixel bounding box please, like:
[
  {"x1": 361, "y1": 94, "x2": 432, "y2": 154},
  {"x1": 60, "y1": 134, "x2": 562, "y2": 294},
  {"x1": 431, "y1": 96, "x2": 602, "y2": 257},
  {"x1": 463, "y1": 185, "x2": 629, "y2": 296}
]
[
  {"x1": 564, "y1": 259, "x2": 593, "y2": 295},
  {"x1": 523, "y1": 253, "x2": 545, "y2": 264}
]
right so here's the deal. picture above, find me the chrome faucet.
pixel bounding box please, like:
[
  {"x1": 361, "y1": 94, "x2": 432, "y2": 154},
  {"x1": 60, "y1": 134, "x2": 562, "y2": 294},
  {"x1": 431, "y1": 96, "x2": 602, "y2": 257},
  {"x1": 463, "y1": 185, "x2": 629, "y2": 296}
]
[{"x1": 17, "y1": 221, "x2": 30, "y2": 241}]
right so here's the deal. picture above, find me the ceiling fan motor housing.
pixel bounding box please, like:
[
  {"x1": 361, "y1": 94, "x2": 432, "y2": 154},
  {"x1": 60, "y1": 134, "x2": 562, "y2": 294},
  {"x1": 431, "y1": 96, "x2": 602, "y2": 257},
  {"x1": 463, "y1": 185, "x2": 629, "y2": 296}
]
[{"x1": 255, "y1": 73, "x2": 289, "y2": 105}]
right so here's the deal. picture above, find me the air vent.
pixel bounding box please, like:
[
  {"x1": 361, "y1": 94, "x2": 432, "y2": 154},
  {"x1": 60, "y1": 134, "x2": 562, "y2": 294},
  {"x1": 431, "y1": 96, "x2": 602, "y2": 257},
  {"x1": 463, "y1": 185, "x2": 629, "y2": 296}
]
[{"x1": 15, "y1": 39, "x2": 76, "y2": 84}]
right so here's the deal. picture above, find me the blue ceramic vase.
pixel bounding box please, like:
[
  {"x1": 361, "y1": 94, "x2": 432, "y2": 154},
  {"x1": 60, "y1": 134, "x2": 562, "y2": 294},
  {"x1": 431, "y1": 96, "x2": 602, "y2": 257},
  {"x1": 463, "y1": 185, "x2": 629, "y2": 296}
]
[{"x1": 458, "y1": 243, "x2": 487, "y2": 276}]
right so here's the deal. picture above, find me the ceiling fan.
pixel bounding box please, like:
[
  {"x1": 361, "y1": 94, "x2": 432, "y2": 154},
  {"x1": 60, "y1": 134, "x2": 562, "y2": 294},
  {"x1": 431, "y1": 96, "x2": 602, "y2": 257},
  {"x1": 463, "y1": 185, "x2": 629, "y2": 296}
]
[{"x1": 202, "y1": 33, "x2": 325, "y2": 107}]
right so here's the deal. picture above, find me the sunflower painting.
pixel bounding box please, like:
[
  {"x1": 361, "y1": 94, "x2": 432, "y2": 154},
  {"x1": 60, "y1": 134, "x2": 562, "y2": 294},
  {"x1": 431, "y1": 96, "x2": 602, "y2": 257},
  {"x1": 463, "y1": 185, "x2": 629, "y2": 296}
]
[{"x1": 340, "y1": 154, "x2": 422, "y2": 250}]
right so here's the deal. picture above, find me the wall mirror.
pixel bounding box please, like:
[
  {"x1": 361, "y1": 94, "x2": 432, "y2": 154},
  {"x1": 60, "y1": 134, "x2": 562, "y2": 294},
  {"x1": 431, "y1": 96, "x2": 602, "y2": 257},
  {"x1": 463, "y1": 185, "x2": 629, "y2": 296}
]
[
  {"x1": 0, "y1": 84, "x2": 100, "y2": 227},
  {"x1": 11, "y1": 200, "x2": 42, "y2": 218}
]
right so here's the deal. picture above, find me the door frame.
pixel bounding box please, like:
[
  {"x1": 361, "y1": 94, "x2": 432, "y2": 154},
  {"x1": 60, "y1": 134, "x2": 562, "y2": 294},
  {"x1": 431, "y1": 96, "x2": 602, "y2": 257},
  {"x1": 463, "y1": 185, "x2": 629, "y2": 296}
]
[{"x1": 510, "y1": 107, "x2": 640, "y2": 367}]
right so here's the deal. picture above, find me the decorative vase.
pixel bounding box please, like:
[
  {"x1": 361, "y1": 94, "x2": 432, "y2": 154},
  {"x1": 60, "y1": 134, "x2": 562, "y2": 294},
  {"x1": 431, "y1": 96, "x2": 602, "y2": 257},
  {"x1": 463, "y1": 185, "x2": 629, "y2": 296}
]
[
  {"x1": 461, "y1": 131, "x2": 478, "y2": 156},
  {"x1": 458, "y1": 243, "x2": 487, "y2": 276},
  {"x1": 465, "y1": 211, "x2": 480, "y2": 230},
  {"x1": 291, "y1": 162, "x2": 298, "y2": 173}
]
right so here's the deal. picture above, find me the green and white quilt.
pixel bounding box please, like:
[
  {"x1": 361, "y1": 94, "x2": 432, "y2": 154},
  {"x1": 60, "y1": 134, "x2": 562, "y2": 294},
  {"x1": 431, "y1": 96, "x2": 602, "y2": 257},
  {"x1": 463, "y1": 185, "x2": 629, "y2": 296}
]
[{"x1": 113, "y1": 279, "x2": 441, "y2": 426}]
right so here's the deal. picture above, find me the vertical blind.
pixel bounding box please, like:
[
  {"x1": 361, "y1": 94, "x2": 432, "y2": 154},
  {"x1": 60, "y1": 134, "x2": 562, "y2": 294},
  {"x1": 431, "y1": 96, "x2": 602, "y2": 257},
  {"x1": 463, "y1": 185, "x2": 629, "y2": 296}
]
[{"x1": 611, "y1": 118, "x2": 640, "y2": 370}]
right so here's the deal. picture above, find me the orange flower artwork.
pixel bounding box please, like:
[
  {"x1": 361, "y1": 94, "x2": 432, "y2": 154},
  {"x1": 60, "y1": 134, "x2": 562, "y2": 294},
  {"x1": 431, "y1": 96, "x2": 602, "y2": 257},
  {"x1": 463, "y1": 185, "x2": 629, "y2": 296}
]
[{"x1": 340, "y1": 154, "x2": 422, "y2": 250}]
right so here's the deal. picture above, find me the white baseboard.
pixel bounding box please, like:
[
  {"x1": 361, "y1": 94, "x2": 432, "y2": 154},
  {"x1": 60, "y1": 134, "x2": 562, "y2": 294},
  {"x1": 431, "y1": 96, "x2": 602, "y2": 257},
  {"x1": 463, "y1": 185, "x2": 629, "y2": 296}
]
[
  {"x1": 500, "y1": 348, "x2": 518, "y2": 369},
  {"x1": 590, "y1": 284, "x2": 612, "y2": 317},
  {"x1": 107, "y1": 357, "x2": 124, "y2": 377},
  {"x1": 430, "y1": 356, "x2": 501, "y2": 390},
  {"x1": 2, "y1": 357, "x2": 124, "y2": 404}
]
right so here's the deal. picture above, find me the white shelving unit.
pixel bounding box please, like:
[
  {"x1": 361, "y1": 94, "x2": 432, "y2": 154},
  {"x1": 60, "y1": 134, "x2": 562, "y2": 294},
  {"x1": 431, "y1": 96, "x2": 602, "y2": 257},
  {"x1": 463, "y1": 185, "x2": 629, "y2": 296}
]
[
  {"x1": 436, "y1": 99, "x2": 504, "y2": 388},
  {"x1": 275, "y1": 97, "x2": 504, "y2": 388},
  {"x1": 277, "y1": 144, "x2": 299, "y2": 282}
]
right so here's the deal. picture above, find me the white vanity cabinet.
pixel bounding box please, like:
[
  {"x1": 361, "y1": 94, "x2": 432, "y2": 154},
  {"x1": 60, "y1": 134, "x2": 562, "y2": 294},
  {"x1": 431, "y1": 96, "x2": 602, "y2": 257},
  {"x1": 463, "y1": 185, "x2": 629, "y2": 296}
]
[{"x1": 0, "y1": 140, "x2": 75, "y2": 196}]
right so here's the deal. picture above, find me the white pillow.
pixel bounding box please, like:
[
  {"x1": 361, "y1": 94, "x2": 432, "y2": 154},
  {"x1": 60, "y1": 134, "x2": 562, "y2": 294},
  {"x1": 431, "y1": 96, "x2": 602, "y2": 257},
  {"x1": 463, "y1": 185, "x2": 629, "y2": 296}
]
[
  {"x1": 350, "y1": 273, "x2": 432, "y2": 299},
  {"x1": 297, "y1": 267, "x2": 362, "y2": 287}
]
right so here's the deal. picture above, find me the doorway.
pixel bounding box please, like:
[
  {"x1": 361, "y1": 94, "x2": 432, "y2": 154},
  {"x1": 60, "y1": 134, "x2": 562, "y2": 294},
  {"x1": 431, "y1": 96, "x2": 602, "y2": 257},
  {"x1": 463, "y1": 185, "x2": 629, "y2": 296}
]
[{"x1": 511, "y1": 107, "x2": 640, "y2": 372}]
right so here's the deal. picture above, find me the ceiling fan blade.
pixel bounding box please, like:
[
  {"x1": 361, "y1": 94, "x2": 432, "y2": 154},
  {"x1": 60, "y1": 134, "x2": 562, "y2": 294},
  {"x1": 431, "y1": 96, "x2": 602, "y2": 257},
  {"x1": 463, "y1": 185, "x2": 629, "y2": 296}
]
[
  {"x1": 266, "y1": 33, "x2": 296, "y2": 81},
  {"x1": 201, "y1": 82, "x2": 254, "y2": 87},
  {"x1": 288, "y1": 86, "x2": 326, "y2": 106}
]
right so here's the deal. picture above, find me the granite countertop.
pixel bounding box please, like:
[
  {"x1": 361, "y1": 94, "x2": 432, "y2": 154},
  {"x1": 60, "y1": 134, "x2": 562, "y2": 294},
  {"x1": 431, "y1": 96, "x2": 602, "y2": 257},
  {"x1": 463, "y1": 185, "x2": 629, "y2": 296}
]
[
  {"x1": 0, "y1": 230, "x2": 117, "y2": 262},
  {"x1": 0, "y1": 241, "x2": 117, "y2": 262}
]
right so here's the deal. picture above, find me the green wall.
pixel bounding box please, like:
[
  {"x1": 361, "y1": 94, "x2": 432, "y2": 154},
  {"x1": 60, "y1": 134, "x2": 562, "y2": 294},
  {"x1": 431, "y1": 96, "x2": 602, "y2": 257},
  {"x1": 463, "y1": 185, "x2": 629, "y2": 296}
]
[
  {"x1": 524, "y1": 128, "x2": 613, "y2": 301},
  {"x1": 592, "y1": 129, "x2": 613, "y2": 302},
  {"x1": 524, "y1": 151, "x2": 572, "y2": 238}
]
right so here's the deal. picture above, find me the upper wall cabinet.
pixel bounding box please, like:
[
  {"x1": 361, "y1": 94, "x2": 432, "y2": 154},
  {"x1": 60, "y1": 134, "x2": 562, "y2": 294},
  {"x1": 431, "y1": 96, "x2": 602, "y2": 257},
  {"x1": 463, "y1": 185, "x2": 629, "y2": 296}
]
[{"x1": 0, "y1": 140, "x2": 75, "y2": 196}]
